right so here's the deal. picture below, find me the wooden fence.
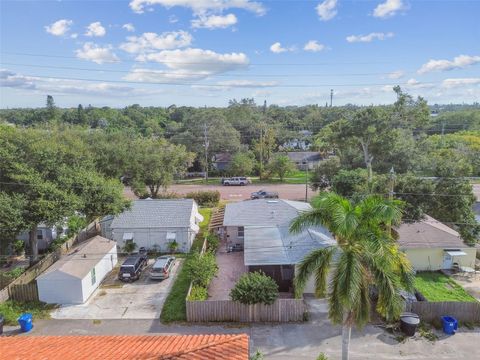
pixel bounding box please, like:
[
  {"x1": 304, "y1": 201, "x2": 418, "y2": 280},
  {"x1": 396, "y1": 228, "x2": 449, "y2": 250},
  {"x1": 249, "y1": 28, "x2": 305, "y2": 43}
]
[
  {"x1": 186, "y1": 298, "x2": 306, "y2": 322},
  {"x1": 406, "y1": 301, "x2": 480, "y2": 323},
  {"x1": 8, "y1": 282, "x2": 39, "y2": 302}
]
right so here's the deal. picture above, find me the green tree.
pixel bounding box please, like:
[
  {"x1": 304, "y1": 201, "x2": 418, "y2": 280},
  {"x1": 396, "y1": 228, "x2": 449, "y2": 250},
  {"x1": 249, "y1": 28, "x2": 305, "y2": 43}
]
[
  {"x1": 290, "y1": 192, "x2": 413, "y2": 360},
  {"x1": 268, "y1": 154, "x2": 295, "y2": 181},
  {"x1": 230, "y1": 271, "x2": 279, "y2": 305},
  {"x1": 310, "y1": 156, "x2": 341, "y2": 191},
  {"x1": 228, "y1": 152, "x2": 256, "y2": 176},
  {"x1": 46, "y1": 95, "x2": 58, "y2": 121},
  {"x1": 185, "y1": 252, "x2": 218, "y2": 287},
  {"x1": 0, "y1": 193, "x2": 27, "y2": 256}
]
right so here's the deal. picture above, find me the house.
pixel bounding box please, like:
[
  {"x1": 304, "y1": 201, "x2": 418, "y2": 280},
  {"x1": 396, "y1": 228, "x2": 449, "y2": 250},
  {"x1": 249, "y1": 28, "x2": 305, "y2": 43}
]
[
  {"x1": 222, "y1": 199, "x2": 335, "y2": 293},
  {"x1": 0, "y1": 334, "x2": 249, "y2": 360},
  {"x1": 397, "y1": 215, "x2": 477, "y2": 271},
  {"x1": 37, "y1": 236, "x2": 117, "y2": 304},
  {"x1": 107, "y1": 199, "x2": 203, "y2": 252},
  {"x1": 17, "y1": 223, "x2": 68, "y2": 251},
  {"x1": 281, "y1": 130, "x2": 313, "y2": 151},
  {"x1": 212, "y1": 152, "x2": 233, "y2": 171},
  {"x1": 285, "y1": 151, "x2": 322, "y2": 170}
]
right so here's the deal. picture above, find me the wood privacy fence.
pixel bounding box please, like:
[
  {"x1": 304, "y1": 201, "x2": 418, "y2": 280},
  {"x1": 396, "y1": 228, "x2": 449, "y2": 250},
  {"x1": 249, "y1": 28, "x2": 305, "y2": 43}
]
[
  {"x1": 8, "y1": 282, "x2": 39, "y2": 302},
  {"x1": 186, "y1": 298, "x2": 306, "y2": 322},
  {"x1": 406, "y1": 301, "x2": 480, "y2": 323},
  {"x1": 0, "y1": 220, "x2": 99, "y2": 303}
]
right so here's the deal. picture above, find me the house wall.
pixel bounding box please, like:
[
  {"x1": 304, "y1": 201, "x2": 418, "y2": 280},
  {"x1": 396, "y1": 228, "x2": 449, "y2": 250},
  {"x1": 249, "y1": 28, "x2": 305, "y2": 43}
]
[
  {"x1": 403, "y1": 247, "x2": 477, "y2": 271},
  {"x1": 224, "y1": 226, "x2": 244, "y2": 246},
  {"x1": 248, "y1": 265, "x2": 294, "y2": 292},
  {"x1": 17, "y1": 227, "x2": 57, "y2": 251},
  {"x1": 112, "y1": 227, "x2": 194, "y2": 252},
  {"x1": 80, "y1": 247, "x2": 117, "y2": 303},
  {"x1": 100, "y1": 218, "x2": 113, "y2": 239},
  {"x1": 37, "y1": 274, "x2": 83, "y2": 304}
]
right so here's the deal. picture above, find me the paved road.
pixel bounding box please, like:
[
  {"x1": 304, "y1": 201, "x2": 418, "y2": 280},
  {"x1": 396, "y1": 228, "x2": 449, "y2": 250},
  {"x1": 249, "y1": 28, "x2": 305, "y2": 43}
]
[
  {"x1": 4, "y1": 298, "x2": 480, "y2": 359},
  {"x1": 125, "y1": 184, "x2": 314, "y2": 202}
]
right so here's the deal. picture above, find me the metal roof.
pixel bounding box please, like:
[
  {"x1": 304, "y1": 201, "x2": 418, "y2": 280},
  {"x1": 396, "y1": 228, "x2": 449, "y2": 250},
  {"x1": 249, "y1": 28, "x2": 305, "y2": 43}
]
[{"x1": 111, "y1": 199, "x2": 197, "y2": 229}]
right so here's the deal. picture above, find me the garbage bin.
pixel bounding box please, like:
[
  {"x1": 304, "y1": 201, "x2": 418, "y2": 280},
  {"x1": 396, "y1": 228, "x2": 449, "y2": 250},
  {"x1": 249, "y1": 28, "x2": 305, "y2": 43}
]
[
  {"x1": 0, "y1": 314, "x2": 4, "y2": 335},
  {"x1": 441, "y1": 316, "x2": 458, "y2": 335},
  {"x1": 400, "y1": 312, "x2": 420, "y2": 336},
  {"x1": 18, "y1": 313, "x2": 33, "y2": 333}
]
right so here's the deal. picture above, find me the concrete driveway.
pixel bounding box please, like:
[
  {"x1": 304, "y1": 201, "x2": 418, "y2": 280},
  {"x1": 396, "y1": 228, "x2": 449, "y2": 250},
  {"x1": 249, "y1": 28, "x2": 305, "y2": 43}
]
[{"x1": 50, "y1": 258, "x2": 182, "y2": 320}]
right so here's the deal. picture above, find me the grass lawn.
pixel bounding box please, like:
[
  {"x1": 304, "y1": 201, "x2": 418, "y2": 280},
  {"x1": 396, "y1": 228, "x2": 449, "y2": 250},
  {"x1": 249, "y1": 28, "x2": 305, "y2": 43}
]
[
  {"x1": 160, "y1": 207, "x2": 213, "y2": 323},
  {"x1": 414, "y1": 272, "x2": 477, "y2": 302},
  {"x1": 0, "y1": 300, "x2": 55, "y2": 325},
  {"x1": 176, "y1": 170, "x2": 313, "y2": 185}
]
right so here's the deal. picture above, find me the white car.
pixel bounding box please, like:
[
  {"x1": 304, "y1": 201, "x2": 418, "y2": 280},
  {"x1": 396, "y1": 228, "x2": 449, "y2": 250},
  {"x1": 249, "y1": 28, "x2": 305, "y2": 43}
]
[{"x1": 222, "y1": 177, "x2": 249, "y2": 186}]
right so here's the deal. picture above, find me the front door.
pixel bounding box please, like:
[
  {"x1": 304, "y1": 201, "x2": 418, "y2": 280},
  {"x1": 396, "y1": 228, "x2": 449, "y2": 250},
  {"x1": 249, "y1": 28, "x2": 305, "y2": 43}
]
[{"x1": 442, "y1": 253, "x2": 453, "y2": 269}]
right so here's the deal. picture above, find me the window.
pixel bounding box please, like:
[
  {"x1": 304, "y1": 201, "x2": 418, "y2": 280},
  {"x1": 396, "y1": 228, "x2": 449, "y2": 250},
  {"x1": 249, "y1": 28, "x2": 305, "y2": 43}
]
[
  {"x1": 238, "y1": 226, "x2": 244, "y2": 238},
  {"x1": 36, "y1": 230, "x2": 43, "y2": 240},
  {"x1": 91, "y1": 268, "x2": 96, "y2": 285}
]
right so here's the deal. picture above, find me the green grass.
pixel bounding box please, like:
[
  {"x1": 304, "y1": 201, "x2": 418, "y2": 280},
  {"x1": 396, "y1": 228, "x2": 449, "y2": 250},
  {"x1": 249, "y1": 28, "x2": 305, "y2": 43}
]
[
  {"x1": 160, "y1": 207, "x2": 213, "y2": 323},
  {"x1": 414, "y1": 272, "x2": 477, "y2": 302},
  {"x1": 176, "y1": 170, "x2": 313, "y2": 185},
  {"x1": 0, "y1": 300, "x2": 55, "y2": 325}
]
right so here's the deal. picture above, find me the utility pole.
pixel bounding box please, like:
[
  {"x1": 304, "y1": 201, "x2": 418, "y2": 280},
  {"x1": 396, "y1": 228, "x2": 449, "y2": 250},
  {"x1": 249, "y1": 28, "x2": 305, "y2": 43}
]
[
  {"x1": 330, "y1": 89, "x2": 333, "y2": 107},
  {"x1": 203, "y1": 123, "x2": 209, "y2": 183},
  {"x1": 259, "y1": 125, "x2": 264, "y2": 179},
  {"x1": 305, "y1": 158, "x2": 309, "y2": 202}
]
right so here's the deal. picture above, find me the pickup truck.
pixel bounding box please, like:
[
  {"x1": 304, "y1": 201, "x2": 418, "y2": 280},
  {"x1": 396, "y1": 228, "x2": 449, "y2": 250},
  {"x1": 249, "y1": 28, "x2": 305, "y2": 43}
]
[
  {"x1": 250, "y1": 189, "x2": 279, "y2": 200},
  {"x1": 222, "y1": 177, "x2": 249, "y2": 186}
]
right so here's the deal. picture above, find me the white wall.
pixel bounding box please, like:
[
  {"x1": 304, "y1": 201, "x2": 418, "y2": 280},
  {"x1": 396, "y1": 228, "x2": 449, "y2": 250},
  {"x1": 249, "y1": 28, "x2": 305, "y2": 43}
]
[
  {"x1": 225, "y1": 226, "x2": 244, "y2": 246},
  {"x1": 37, "y1": 273, "x2": 84, "y2": 304},
  {"x1": 113, "y1": 227, "x2": 194, "y2": 252},
  {"x1": 80, "y1": 246, "x2": 117, "y2": 303}
]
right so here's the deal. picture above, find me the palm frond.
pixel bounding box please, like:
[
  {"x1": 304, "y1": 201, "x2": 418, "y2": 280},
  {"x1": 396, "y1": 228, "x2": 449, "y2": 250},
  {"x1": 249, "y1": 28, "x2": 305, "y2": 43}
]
[{"x1": 289, "y1": 208, "x2": 330, "y2": 234}]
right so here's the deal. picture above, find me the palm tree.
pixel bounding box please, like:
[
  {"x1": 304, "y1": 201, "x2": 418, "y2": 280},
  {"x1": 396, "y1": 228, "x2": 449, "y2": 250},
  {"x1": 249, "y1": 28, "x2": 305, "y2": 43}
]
[{"x1": 290, "y1": 192, "x2": 414, "y2": 360}]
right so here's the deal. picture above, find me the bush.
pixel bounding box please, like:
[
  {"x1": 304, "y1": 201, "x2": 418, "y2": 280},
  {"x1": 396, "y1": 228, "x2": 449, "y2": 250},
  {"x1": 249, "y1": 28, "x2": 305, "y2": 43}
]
[
  {"x1": 206, "y1": 233, "x2": 220, "y2": 253},
  {"x1": 187, "y1": 285, "x2": 208, "y2": 301},
  {"x1": 0, "y1": 301, "x2": 54, "y2": 325},
  {"x1": 154, "y1": 191, "x2": 181, "y2": 199},
  {"x1": 67, "y1": 214, "x2": 87, "y2": 236},
  {"x1": 12, "y1": 239, "x2": 25, "y2": 255},
  {"x1": 122, "y1": 241, "x2": 137, "y2": 254},
  {"x1": 184, "y1": 252, "x2": 218, "y2": 287},
  {"x1": 230, "y1": 271, "x2": 279, "y2": 305},
  {"x1": 185, "y1": 190, "x2": 220, "y2": 207},
  {"x1": 3, "y1": 267, "x2": 25, "y2": 279},
  {"x1": 168, "y1": 240, "x2": 178, "y2": 253}
]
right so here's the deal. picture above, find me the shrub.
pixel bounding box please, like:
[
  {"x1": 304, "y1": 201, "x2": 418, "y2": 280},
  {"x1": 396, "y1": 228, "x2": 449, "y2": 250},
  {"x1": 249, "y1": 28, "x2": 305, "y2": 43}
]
[
  {"x1": 12, "y1": 239, "x2": 25, "y2": 255},
  {"x1": 230, "y1": 271, "x2": 279, "y2": 305},
  {"x1": 206, "y1": 233, "x2": 220, "y2": 253},
  {"x1": 154, "y1": 191, "x2": 181, "y2": 199},
  {"x1": 185, "y1": 190, "x2": 220, "y2": 207},
  {"x1": 168, "y1": 240, "x2": 178, "y2": 253},
  {"x1": 316, "y1": 353, "x2": 329, "y2": 360},
  {"x1": 122, "y1": 241, "x2": 137, "y2": 254},
  {"x1": 187, "y1": 285, "x2": 208, "y2": 301},
  {"x1": 67, "y1": 214, "x2": 87, "y2": 236},
  {"x1": 184, "y1": 252, "x2": 218, "y2": 287}
]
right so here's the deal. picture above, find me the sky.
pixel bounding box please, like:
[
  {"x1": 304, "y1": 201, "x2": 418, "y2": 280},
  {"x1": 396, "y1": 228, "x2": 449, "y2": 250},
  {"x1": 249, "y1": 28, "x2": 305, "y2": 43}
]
[{"x1": 0, "y1": 0, "x2": 479, "y2": 108}]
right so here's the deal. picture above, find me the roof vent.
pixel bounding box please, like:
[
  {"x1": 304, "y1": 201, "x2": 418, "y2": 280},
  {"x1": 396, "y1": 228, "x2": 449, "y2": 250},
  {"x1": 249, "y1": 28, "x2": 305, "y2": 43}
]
[{"x1": 83, "y1": 254, "x2": 87, "y2": 258}]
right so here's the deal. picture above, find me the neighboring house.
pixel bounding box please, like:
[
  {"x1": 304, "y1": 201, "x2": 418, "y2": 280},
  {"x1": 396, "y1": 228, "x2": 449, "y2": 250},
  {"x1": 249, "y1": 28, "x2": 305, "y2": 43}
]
[
  {"x1": 99, "y1": 215, "x2": 114, "y2": 239},
  {"x1": 106, "y1": 199, "x2": 203, "y2": 252},
  {"x1": 474, "y1": 202, "x2": 480, "y2": 223},
  {"x1": 281, "y1": 130, "x2": 313, "y2": 151},
  {"x1": 212, "y1": 152, "x2": 232, "y2": 171},
  {"x1": 222, "y1": 199, "x2": 335, "y2": 293},
  {"x1": 284, "y1": 151, "x2": 322, "y2": 170},
  {"x1": 37, "y1": 236, "x2": 117, "y2": 304},
  {"x1": 17, "y1": 223, "x2": 68, "y2": 251},
  {"x1": 397, "y1": 215, "x2": 477, "y2": 271},
  {"x1": 0, "y1": 334, "x2": 249, "y2": 360}
]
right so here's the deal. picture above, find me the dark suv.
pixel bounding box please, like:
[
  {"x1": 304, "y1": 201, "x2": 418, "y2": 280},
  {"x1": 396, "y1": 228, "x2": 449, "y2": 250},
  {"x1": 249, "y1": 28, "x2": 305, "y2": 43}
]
[{"x1": 118, "y1": 255, "x2": 148, "y2": 282}]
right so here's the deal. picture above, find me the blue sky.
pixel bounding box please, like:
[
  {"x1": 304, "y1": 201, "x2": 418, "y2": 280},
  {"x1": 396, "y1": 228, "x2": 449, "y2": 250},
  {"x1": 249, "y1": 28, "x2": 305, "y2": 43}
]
[{"x1": 1, "y1": 0, "x2": 479, "y2": 108}]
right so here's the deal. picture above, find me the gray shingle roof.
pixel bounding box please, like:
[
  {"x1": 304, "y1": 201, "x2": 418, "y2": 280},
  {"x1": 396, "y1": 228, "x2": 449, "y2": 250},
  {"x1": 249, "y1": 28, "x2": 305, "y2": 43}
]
[{"x1": 111, "y1": 199, "x2": 195, "y2": 229}]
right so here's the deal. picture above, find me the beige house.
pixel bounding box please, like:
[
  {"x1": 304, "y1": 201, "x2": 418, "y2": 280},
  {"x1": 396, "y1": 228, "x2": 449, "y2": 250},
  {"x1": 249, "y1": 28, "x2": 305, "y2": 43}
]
[{"x1": 397, "y1": 215, "x2": 476, "y2": 271}]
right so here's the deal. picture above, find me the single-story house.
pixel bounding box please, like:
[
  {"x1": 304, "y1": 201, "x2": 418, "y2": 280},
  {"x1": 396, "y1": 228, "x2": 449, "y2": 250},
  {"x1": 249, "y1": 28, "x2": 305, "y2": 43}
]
[
  {"x1": 37, "y1": 236, "x2": 117, "y2": 304},
  {"x1": 0, "y1": 334, "x2": 249, "y2": 360},
  {"x1": 285, "y1": 151, "x2": 322, "y2": 170},
  {"x1": 397, "y1": 215, "x2": 477, "y2": 271},
  {"x1": 212, "y1": 152, "x2": 233, "y2": 171},
  {"x1": 17, "y1": 223, "x2": 68, "y2": 251},
  {"x1": 222, "y1": 199, "x2": 336, "y2": 293},
  {"x1": 106, "y1": 199, "x2": 203, "y2": 253}
]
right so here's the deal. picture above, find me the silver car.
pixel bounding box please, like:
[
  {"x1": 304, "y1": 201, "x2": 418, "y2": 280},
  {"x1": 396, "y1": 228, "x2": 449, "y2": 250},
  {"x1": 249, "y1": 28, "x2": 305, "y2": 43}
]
[{"x1": 149, "y1": 256, "x2": 175, "y2": 280}]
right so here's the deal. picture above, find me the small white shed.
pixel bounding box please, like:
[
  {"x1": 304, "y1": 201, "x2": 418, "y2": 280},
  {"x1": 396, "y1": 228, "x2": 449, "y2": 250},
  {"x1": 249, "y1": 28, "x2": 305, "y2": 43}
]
[{"x1": 37, "y1": 236, "x2": 117, "y2": 305}]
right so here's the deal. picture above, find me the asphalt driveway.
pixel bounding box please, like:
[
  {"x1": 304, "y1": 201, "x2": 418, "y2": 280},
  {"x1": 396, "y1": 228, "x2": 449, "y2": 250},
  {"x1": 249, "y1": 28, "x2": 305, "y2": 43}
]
[{"x1": 50, "y1": 258, "x2": 182, "y2": 320}]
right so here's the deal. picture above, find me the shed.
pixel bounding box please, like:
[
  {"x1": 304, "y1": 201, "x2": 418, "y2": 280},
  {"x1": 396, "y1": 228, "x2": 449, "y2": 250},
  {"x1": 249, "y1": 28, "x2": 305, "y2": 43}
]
[{"x1": 37, "y1": 236, "x2": 117, "y2": 304}]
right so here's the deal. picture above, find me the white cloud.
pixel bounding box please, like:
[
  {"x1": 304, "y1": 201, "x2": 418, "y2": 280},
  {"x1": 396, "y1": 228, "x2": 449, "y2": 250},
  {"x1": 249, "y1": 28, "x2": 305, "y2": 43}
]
[
  {"x1": 75, "y1": 43, "x2": 120, "y2": 64},
  {"x1": 122, "y1": 23, "x2": 136, "y2": 32},
  {"x1": 373, "y1": 0, "x2": 405, "y2": 18},
  {"x1": 387, "y1": 70, "x2": 404, "y2": 79},
  {"x1": 70, "y1": 33, "x2": 79, "y2": 39},
  {"x1": 405, "y1": 78, "x2": 434, "y2": 89},
  {"x1": 316, "y1": 0, "x2": 338, "y2": 21},
  {"x1": 85, "y1": 22, "x2": 106, "y2": 37},
  {"x1": 346, "y1": 32, "x2": 394, "y2": 43},
  {"x1": 191, "y1": 13, "x2": 237, "y2": 29},
  {"x1": 120, "y1": 31, "x2": 192, "y2": 53},
  {"x1": 418, "y1": 55, "x2": 480, "y2": 74},
  {"x1": 216, "y1": 79, "x2": 278, "y2": 88},
  {"x1": 304, "y1": 40, "x2": 325, "y2": 52},
  {"x1": 129, "y1": 0, "x2": 266, "y2": 16},
  {"x1": 270, "y1": 42, "x2": 293, "y2": 53},
  {"x1": 442, "y1": 78, "x2": 480, "y2": 88},
  {"x1": 0, "y1": 69, "x2": 36, "y2": 89},
  {"x1": 169, "y1": 15, "x2": 179, "y2": 23},
  {"x1": 45, "y1": 19, "x2": 73, "y2": 36},
  {"x1": 126, "y1": 48, "x2": 249, "y2": 82}
]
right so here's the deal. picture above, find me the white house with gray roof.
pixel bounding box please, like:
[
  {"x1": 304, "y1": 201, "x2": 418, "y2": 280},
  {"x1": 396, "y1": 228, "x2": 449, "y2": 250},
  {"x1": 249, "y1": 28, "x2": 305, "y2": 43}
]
[
  {"x1": 222, "y1": 199, "x2": 335, "y2": 293},
  {"x1": 108, "y1": 199, "x2": 203, "y2": 253}
]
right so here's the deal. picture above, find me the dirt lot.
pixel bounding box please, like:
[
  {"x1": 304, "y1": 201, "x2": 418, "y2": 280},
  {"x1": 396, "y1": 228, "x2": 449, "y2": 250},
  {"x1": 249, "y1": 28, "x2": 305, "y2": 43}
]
[{"x1": 50, "y1": 258, "x2": 182, "y2": 320}]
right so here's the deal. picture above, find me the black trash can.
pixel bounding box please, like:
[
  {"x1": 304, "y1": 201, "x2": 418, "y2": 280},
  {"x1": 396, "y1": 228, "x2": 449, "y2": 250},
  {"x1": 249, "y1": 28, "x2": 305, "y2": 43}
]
[
  {"x1": 400, "y1": 312, "x2": 420, "y2": 336},
  {"x1": 0, "y1": 314, "x2": 4, "y2": 335}
]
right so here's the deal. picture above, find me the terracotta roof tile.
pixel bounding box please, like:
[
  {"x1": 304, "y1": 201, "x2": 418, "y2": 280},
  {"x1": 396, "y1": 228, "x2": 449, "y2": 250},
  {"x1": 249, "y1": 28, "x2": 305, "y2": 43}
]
[{"x1": 0, "y1": 334, "x2": 249, "y2": 360}]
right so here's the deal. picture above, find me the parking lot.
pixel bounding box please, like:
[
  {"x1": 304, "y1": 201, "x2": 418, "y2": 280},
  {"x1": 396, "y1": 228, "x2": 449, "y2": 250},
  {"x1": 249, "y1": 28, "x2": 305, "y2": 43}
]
[{"x1": 51, "y1": 258, "x2": 182, "y2": 320}]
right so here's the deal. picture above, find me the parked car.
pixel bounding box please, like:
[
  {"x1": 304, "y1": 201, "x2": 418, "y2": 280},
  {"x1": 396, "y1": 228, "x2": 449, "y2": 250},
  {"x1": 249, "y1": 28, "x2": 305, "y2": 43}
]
[
  {"x1": 149, "y1": 256, "x2": 176, "y2": 280},
  {"x1": 250, "y1": 189, "x2": 279, "y2": 199},
  {"x1": 222, "y1": 177, "x2": 249, "y2": 186},
  {"x1": 118, "y1": 255, "x2": 148, "y2": 282}
]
